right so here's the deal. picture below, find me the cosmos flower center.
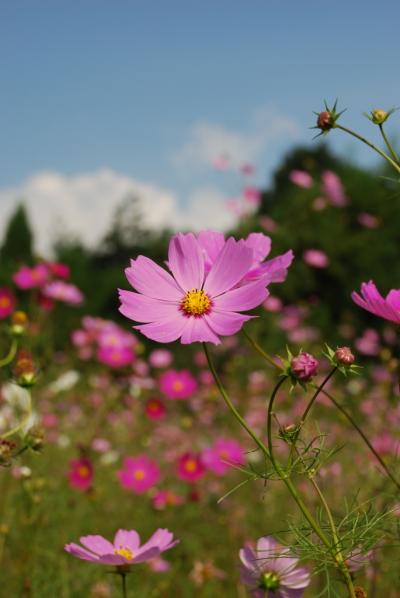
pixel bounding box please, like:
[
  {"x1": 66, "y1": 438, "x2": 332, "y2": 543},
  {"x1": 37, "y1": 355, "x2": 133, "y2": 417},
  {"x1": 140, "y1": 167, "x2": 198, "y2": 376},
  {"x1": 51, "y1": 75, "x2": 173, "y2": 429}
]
[
  {"x1": 184, "y1": 459, "x2": 198, "y2": 472},
  {"x1": 0, "y1": 297, "x2": 10, "y2": 308},
  {"x1": 133, "y1": 469, "x2": 145, "y2": 480},
  {"x1": 77, "y1": 465, "x2": 91, "y2": 478},
  {"x1": 260, "y1": 571, "x2": 280, "y2": 590},
  {"x1": 180, "y1": 289, "x2": 211, "y2": 317},
  {"x1": 115, "y1": 547, "x2": 134, "y2": 561}
]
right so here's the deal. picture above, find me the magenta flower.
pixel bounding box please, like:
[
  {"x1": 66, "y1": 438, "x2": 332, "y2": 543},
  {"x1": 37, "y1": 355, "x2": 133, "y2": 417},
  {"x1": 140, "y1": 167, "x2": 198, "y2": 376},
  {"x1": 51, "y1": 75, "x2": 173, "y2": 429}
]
[
  {"x1": 177, "y1": 452, "x2": 205, "y2": 483},
  {"x1": 68, "y1": 457, "x2": 94, "y2": 492},
  {"x1": 43, "y1": 281, "x2": 84, "y2": 305},
  {"x1": 240, "y1": 536, "x2": 310, "y2": 597},
  {"x1": 13, "y1": 263, "x2": 48, "y2": 289},
  {"x1": 0, "y1": 288, "x2": 16, "y2": 319},
  {"x1": 119, "y1": 232, "x2": 278, "y2": 345},
  {"x1": 145, "y1": 398, "x2": 167, "y2": 420},
  {"x1": 351, "y1": 281, "x2": 400, "y2": 324},
  {"x1": 159, "y1": 369, "x2": 198, "y2": 400},
  {"x1": 117, "y1": 455, "x2": 160, "y2": 494},
  {"x1": 65, "y1": 527, "x2": 178, "y2": 566},
  {"x1": 48, "y1": 261, "x2": 70, "y2": 279},
  {"x1": 202, "y1": 438, "x2": 245, "y2": 476},
  {"x1": 96, "y1": 345, "x2": 135, "y2": 368}
]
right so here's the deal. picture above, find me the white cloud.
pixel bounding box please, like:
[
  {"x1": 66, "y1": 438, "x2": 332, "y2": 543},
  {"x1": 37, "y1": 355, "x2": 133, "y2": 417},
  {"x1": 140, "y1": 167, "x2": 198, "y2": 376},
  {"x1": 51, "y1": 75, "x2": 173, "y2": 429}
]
[
  {"x1": 172, "y1": 104, "x2": 300, "y2": 169},
  {"x1": 0, "y1": 169, "x2": 235, "y2": 256}
]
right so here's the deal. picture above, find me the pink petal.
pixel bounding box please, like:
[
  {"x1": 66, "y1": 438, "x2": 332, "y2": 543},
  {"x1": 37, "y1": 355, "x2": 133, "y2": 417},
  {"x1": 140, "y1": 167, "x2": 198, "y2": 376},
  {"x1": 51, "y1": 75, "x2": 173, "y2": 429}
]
[
  {"x1": 386, "y1": 289, "x2": 400, "y2": 312},
  {"x1": 168, "y1": 233, "x2": 204, "y2": 291},
  {"x1": 113, "y1": 529, "x2": 141, "y2": 552},
  {"x1": 197, "y1": 230, "x2": 225, "y2": 267},
  {"x1": 180, "y1": 317, "x2": 221, "y2": 345},
  {"x1": 96, "y1": 553, "x2": 127, "y2": 565},
  {"x1": 213, "y1": 281, "x2": 269, "y2": 312},
  {"x1": 125, "y1": 256, "x2": 182, "y2": 301},
  {"x1": 64, "y1": 543, "x2": 99, "y2": 562},
  {"x1": 205, "y1": 311, "x2": 253, "y2": 336},
  {"x1": 134, "y1": 313, "x2": 188, "y2": 343},
  {"x1": 79, "y1": 535, "x2": 114, "y2": 556},
  {"x1": 259, "y1": 250, "x2": 294, "y2": 283},
  {"x1": 118, "y1": 290, "x2": 179, "y2": 323},
  {"x1": 132, "y1": 547, "x2": 161, "y2": 563},
  {"x1": 204, "y1": 237, "x2": 253, "y2": 297},
  {"x1": 244, "y1": 232, "x2": 271, "y2": 261}
]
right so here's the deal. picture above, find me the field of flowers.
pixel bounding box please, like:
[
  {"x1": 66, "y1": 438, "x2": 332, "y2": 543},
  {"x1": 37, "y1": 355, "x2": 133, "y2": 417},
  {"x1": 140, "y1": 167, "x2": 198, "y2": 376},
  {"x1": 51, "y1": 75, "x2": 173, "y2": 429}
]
[{"x1": 1, "y1": 107, "x2": 400, "y2": 598}]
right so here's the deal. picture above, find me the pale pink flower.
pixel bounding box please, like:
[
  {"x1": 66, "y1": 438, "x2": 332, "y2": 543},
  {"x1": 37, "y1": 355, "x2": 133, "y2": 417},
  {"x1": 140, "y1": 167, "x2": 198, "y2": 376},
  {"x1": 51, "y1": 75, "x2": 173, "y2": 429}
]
[
  {"x1": 202, "y1": 438, "x2": 245, "y2": 475},
  {"x1": 303, "y1": 249, "x2": 329, "y2": 268},
  {"x1": 65, "y1": 528, "x2": 178, "y2": 566},
  {"x1": 321, "y1": 170, "x2": 347, "y2": 206},
  {"x1": 289, "y1": 170, "x2": 313, "y2": 188},
  {"x1": 43, "y1": 281, "x2": 83, "y2": 305}
]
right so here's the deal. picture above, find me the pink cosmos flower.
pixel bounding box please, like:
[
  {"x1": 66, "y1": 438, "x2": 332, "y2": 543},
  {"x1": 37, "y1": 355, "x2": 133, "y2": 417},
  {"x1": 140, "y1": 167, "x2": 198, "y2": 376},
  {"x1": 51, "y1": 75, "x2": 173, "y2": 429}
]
[
  {"x1": 321, "y1": 170, "x2": 347, "y2": 206},
  {"x1": 159, "y1": 369, "x2": 198, "y2": 400},
  {"x1": 202, "y1": 438, "x2": 245, "y2": 475},
  {"x1": 96, "y1": 345, "x2": 135, "y2": 368},
  {"x1": 65, "y1": 528, "x2": 178, "y2": 566},
  {"x1": 241, "y1": 163, "x2": 255, "y2": 175},
  {"x1": 0, "y1": 288, "x2": 16, "y2": 319},
  {"x1": 152, "y1": 490, "x2": 185, "y2": 510},
  {"x1": 145, "y1": 398, "x2": 167, "y2": 420},
  {"x1": 177, "y1": 452, "x2": 205, "y2": 483},
  {"x1": 289, "y1": 170, "x2": 313, "y2": 188},
  {"x1": 212, "y1": 155, "x2": 230, "y2": 171},
  {"x1": 118, "y1": 455, "x2": 160, "y2": 494},
  {"x1": 43, "y1": 281, "x2": 83, "y2": 305},
  {"x1": 240, "y1": 536, "x2": 310, "y2": 597},
  {"x1": 242, "y1": 186, "x2": 261, "y2": 206},
  {"x1": 13, "y1": 264, "x2": 48, "y2": 289},
  {"x1": 303, "y1": 249, "x2": 329, "y2": 268},
  {"x1": 291, "y1": 352, "x2": 319, "y2": 382},
  {"x1": 149, "y1": 349, "x2": 173, "y2": 368},
  {"x1": 68, "y1": 457, "x2": 94, "y2": 492},
  {"x1": 351, "y1": 281, "x2": 400, "y2": 324},
  {"x1": 119, "y1": 232, "x2": 283, "y2": 345},
  {"x1": 357, "y1": 212, "x2": 379, "y2": 229},
  {"x1": 355, "y1": 328, "x2": 380, "y2": 356},
  {"x1": 48, "y1": 261, "x2": 70, "y2": 279}
]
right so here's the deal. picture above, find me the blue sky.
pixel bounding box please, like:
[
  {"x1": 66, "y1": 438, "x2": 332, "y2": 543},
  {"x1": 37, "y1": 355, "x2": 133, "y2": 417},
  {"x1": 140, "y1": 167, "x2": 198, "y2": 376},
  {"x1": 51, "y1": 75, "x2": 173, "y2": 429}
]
[{"x1": 0, "y1": 0, "x2": 399, "y2": 252}]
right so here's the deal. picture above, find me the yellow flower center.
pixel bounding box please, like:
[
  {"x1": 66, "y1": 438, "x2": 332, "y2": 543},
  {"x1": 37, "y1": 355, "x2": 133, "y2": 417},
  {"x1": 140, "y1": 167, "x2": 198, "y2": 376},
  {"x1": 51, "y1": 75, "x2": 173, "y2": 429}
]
[
  {"x1": 185, "y1": 459, "x2": 197, "y2": 472},
  {"x1": 172, "y1": 380, "x2": 184, "y2": 392},
  {"x1": 180, "y1": 289, "x2": 211, "y2": 317},
  {"x1": 77, "y1": 465, "x2": 91, "y2": 478},
  {"x1": 133, "y1": 469, "x2": 145, "y2": 480},
  {"x1": 115, "y1": 547, "x2": 134, "y2": 560}
]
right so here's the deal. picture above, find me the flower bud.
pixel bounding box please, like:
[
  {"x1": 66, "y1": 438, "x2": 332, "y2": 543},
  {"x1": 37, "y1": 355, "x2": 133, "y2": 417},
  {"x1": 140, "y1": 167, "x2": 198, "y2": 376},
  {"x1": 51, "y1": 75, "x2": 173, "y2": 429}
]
[
  {"x1": 354, "y1": 587, "x2": 367, "y2": 598},
  {"x1": 0, "y1": 439, "x2": 17, "y2": 466},
  {"x1": 371, "y1": 109, "x2": 388, "y2": 124},
  {"x1": 291, "y1": 352, "x2": 319, "y2": 382},
  {"x1": 317, "y1": 111, "x2": 332, "y2": 131},
  {"x1": 25, "y1": 426, "x2": 45, "y2": 451},
  {"x1": 11, "y1": 311, "x2": 28, "y2": 336},
  {"x1": 335, "y1": 346, "x2": 355, "y2": 366},
  {"x1": 13, "y1": 350, "x2": 37, "y2": 387}
]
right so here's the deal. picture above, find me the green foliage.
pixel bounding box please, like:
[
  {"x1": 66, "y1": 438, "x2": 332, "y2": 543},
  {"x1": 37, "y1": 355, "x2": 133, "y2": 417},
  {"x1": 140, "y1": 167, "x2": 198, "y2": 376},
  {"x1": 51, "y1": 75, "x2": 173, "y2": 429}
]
[{"x1": 0, "y1": 203, "x2": 33, "y2": 282}]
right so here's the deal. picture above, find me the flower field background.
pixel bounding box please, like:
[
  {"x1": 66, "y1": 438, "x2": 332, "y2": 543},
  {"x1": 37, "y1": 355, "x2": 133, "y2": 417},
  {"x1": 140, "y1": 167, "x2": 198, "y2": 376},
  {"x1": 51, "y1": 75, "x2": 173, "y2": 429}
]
[{"x1": 1, "y1": 138, "x2": 400, "y2": 597}]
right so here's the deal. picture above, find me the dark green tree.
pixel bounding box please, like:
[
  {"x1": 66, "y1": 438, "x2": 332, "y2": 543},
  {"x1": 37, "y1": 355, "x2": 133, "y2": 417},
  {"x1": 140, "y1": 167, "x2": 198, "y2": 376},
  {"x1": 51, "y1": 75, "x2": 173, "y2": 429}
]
[{"x1": 0, "y1": 203, "x2": 34, "y2": 281}]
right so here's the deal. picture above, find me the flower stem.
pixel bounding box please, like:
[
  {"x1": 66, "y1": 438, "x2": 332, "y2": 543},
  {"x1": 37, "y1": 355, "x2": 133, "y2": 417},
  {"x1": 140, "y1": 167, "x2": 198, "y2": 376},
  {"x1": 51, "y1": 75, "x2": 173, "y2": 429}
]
[
  {"x1": 300, "y1": 368, "x2": 337, "y2": 426},
  {"x1": 244, "y1": 330, "x2": 400, "y2": 492},
  {"x1": 334, "y1": 124, "x2": 400, "y2": 175},
  {"x1": 379, "y1": 124, "x2": 400, "y2": 164},
  {"x1": 120, "y1": 572, "x2": 127, "y2": 598},
  {"x1": 321, "y1": 388, "x2": 400, "y2": 492},
  {"x1": 202, "y1": 343, "x2": 271, "y2": 458},
  {"x1": 0, "y1": 338, "x2": 18, "y2": 368}
]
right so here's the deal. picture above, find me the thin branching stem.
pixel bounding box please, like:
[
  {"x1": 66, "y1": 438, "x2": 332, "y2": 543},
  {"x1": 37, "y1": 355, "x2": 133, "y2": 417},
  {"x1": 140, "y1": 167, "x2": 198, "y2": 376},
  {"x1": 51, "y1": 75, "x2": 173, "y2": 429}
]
[
  {"x1": 0, "y1": 338, "x2": 18, "y2": 368},
  {"x1": 301, "y1": 368, "x2": 337, "y2": 426},
  {"x1": 379, "y1": 124, "x2": 400, "y2": 164}
]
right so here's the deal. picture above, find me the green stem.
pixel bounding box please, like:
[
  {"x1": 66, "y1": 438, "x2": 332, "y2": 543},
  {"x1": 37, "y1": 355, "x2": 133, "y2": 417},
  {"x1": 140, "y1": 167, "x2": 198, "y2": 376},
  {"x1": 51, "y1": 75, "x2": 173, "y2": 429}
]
[
  {"x1": 244, "y1": 331, "x2": 400, "y2": 492},
  {"x1": 0, "y1": 339, "x2": 18, "y2": 368},
  {"x1": 300, "y1": 368, "x2": 337, "y2": 426},
  {"x1": 335, "y1": 124, "x2": 400, "y2": 175},
  {"x1": 306, "y1": 471, "x2": 356, "y2": 597},
  {"x1": 203, "y1": 343, "x2": 271, "y2": 458},
  {"x1": 321, "y1": 389, "x2": 400, "y2": 492},
  {"x1": 1, "y1": 390, "x2": 32, "y2": 440},
  {"x1": 379, "y1": 124, "x2": 400, "y2": 164},
  {"x1": 120, "y1": 572, "x2": 127, "y2": 598}
]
